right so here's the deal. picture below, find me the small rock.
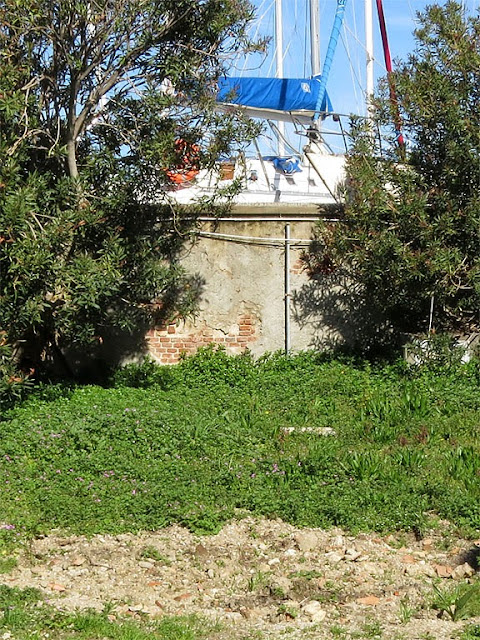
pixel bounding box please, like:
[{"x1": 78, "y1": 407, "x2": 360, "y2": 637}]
[
  {"x1": 422, "y1": 564, "x2": 438, "y2": 578},
  {"x1": 57, "y1": 538, "x2": 75, "y2": 547},
  {"x1": 331, "y1": 535, "x2": 344, "y2": 548},
  {"x1": 67, "y1": 568, "x2": 86, "y2": 577},
  {"x1": 240, "y1": 606, "x2": 267, "y2": 620},
  {"x1": 284, "y1": 548, "x2": 297, "y2": 557},
  {"x1": 357, "y1": 595, "x2": 380, "y2": 606},
  {"x1": 404, "y1": 564, "x2": 426, "y2": 577},
  {"x1": 70, "y1": 555, "x2": 87, "y2": 567},
  {"x1": 302, "y1": 600, "x2": 327, "y2": 622},
  {"x1": 345, "y1": 548, "x2": 362, "y2": 562},
  {"x1": 325, "y1": 551, "x2": 344, "y2": 564},
  {"x1": 434, "y1": 564, "x2": 453, "y2": 578},
  {"x1": 48, "y1": 582, "x2": 66, "y2": 592},
  {"x1": 194, "y1": 544, "x2": 209, "y2": 559},
  {"x1": 48, "y1": 557, "x2": 63, "y2": 567},
  {"x1": 401, "y1": 554, "x2": 416, "y2": 564},
  {"x1": 452, "y1": 562, "x2": 475, "y2": 580},
  {"x1": 268, "y1": 557, "x2": 280, "y2": 566},
  {"x1": 138, "y1": 560, "x2": 154, "y2": 569},
  {"x1": 128, "y1": 605, "x2": 144, "y2": 612},
  {"x1": 295, "y1": 532, "x2": 318, "y2": 552},
  {"x1": 224, "y1": 611, "x2": 244, "y2": 623},
  {"x1": 316, "y1": 427, "x2": 336, "y2": 436},
  {"x1": 206, "y1": 568, "x2": 215, "y2": 578},
  {"x1": 361, "y1": 562, "x2": 385, "y2": 576},
  {"x1": 174, "y1": 593, "x2": 193, "y2": 601}
]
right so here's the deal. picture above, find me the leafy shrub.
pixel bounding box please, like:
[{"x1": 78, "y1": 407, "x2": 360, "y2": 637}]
[
  {"x1": 405, "y1": 333, "x2": 471, "y2": 372},
  {"x1": 110, "y1": 358, "x2": 179, "y2": 389},
  {"x1": 177, "y1": 345, "x2": 257, "y2": 387},
  {"x1": 0, "y1": 337, "x2": 33, "y2": 411}
]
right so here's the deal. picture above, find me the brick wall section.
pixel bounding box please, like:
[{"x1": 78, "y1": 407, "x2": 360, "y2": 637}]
[
  {"x1": 291, "y1": 253, "x2": 306, "y2": 276},
  {"x1": 146, "y1": 313, "x2": 257, "y2": 364}
]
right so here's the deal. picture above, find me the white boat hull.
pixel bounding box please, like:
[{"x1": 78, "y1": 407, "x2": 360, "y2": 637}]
[{"x1": 167, "y1": 147, "x2": 346, "y2": 211}]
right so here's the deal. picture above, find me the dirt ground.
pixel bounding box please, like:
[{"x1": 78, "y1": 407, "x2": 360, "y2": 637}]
[{"x1": 2, "y1": 517, "x2": 480, "y2": 639}]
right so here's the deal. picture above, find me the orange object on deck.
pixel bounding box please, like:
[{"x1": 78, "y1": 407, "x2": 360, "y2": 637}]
[{"x1": 166, "y1": 139, "x2": 200, "y2": 185}]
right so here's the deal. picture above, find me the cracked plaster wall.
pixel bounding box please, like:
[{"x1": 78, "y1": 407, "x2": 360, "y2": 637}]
[{"x1": 147, "y1": 219, "x2": 349, "y2": 364}]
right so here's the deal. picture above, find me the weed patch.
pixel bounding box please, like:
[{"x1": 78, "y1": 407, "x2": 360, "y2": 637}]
[
  {"x1": 2, "y1": 350, "x2": 480, "y2": 537},
  {"x1": 0, "y1": 585, "x2": 217, "y2": 639}
]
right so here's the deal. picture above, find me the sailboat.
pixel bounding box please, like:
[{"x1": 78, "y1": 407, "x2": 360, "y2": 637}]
[{"x1": 166, "y1": 0, "x2": 386, "y2": 214}]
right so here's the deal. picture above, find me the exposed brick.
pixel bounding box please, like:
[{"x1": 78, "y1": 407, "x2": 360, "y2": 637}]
[{"x1": 147, "y1": 312, "x2": 258, "y2": 363}]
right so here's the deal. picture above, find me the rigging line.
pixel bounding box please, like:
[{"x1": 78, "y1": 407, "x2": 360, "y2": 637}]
[
  {"x1": 239, "y1": 0, "x2": 274, "y2": 74},
  {"x1": 341, "y1": 31, "x2": 363, "y2": 113},
  {"x1": 337, "y1": 3, "x2": 361, "y2": 112},
  {"x1": 339, "y1": 19, "x2": 363, "y2": 114},
  {"x1": 290, "y1": 0, "x2": 301, "y2": 73},
  {"x1": 343, "y1": 21, "x2": 386, "y2": 77}
]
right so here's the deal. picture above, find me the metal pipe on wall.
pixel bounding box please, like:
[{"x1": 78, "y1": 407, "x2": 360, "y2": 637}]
[{"x1": 285, "y1": 223, "x2": 291, "y2": 354}]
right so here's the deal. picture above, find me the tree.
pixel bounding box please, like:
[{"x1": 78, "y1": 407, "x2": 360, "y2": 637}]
[
  {"x1": 308, "y1": 1, "x2": 480, "y2": 337},
  {"x1": 0, "y1": 0, "x2": 258, "y2": 381}
]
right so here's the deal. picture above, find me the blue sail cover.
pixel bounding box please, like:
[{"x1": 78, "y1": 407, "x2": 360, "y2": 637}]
[{"x1": 217, "y1": 75, "x2": 332, "y2": 114}]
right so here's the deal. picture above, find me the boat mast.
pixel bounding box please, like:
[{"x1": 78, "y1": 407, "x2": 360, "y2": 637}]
[
  {"x1": 310, "y1": 0, "x2": 321, "y2": 77},
  {"x1": 365, "y1": 0, "x2": 375, "y2": 118},
  {"x1": 275, "y1": 0, "x2": 285, "y2": 155},
  {"x1": 313, "y1": 0, "x2": 347, "y2": 121}
]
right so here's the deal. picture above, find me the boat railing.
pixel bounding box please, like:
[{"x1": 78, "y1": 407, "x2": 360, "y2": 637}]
[{"x1": 258, "y1": 110, "x2": 381, "y2": 159}]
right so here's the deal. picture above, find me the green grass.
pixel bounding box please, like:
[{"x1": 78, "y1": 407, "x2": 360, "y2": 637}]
[
  {"x1": 2, "y1": 348, "x2": 480, "y2": 539},
  {"x1": 0, "y1": 585, "x2": 216, "y2": 640},
  {"x1": 431, "y1": 581, "x2": 480, "y2": 621}
]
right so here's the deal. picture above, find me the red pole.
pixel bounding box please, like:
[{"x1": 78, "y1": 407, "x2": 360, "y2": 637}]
[{"x1": 376, "y1": 0, "x2": 405, "y2": 148}]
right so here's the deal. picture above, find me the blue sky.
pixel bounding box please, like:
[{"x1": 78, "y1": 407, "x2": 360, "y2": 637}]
[{"x1": 236, "y1": 1, "x2": 480, "y2": 116}]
